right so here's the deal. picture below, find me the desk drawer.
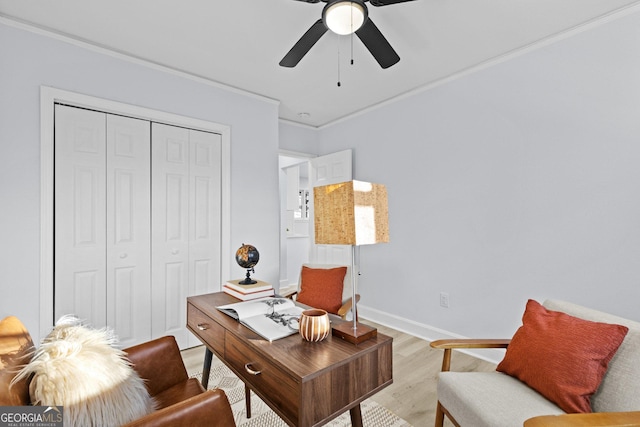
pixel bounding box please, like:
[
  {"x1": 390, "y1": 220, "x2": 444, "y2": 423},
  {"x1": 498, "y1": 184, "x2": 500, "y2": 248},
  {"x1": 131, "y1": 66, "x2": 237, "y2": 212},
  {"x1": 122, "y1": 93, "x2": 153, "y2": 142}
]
[
  {"x1": 187, "y1": 303, "x2": 224, "y2": 356},
  {"x1": 225, "y1": 333, "x2": 299, "y2": 423}
]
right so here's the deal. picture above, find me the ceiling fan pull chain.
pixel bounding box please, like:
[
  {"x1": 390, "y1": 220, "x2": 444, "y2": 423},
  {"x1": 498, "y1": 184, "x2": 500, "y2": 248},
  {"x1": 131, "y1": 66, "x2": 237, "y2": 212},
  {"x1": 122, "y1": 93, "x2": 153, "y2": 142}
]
[
  {"x1": 350, "y1": 2, "x2": 355, "y2": 65},
  {"x1": 351, "y1": 33, "x2": 355, "y2": 65},
  {"x1": 337, "y1": 36, "x2": 342, "y2": 87}
]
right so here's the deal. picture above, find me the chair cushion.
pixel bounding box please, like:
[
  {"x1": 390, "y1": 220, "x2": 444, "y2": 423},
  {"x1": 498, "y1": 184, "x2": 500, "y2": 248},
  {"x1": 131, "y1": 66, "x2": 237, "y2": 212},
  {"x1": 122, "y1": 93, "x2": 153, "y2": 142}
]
[
  {"x1": 497, "y1": 300, "x2": 628, "y2": 413},
  {"x1": 438, "y1": 371, "x2": 565, "y2": 427},
  {"x1": 153, "y1": 377, "x2": 205, "y2": 410},
  {"x1": 296, "y1": 266, "x2": 347, "y2": 314},
  {"x1": 125, "y1": 336, "x2": 189, "y2": 398},
  {"x1": 544, "y1": 299, "x2": 640, "y2": 413},
  {"x1": 15, "y1": 315, "x2": 155, "y2": 426},
  {"x1": 0, "y1": 316, "x2": 34, "y2": 406}
]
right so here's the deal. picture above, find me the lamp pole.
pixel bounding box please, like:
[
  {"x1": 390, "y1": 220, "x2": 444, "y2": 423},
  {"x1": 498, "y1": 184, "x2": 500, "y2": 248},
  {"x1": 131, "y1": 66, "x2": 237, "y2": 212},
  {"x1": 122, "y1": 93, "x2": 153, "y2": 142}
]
[{"x1": 351, "y1": 245, "x2": 357, "y2": 331}]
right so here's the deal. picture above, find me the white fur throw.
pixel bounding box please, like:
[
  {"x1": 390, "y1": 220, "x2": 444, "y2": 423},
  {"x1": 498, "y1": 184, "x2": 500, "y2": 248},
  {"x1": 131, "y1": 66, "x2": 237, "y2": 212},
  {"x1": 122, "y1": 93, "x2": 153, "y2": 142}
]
[{"x1": 14, "y1": 316, "x2": 155, "y2": 426}]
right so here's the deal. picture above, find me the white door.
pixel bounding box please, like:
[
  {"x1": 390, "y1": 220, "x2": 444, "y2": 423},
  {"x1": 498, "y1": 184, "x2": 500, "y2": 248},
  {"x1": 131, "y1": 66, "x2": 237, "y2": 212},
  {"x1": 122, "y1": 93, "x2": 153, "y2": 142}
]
[
  {"x1": 151, "y1": 123, "x2": 222, "y2": 348},
  {"x1": 54, "y1": 105, "x2": 108, "y2": 328},
  {"x1": 308, "y1": 149, "x2": 353, "y2": 265},
  {"x1": 188, "y1": 129, "x2": 223, "y2": 297},
  {"x1": 55, "y1": 106, "x2": 152, "y2": 348},
  {"x1": 55, "y1": 106, "x2": 222, "y2": 350},
  {"x1": 187, "y1": 129, "x2": 222, "y2": 347},
  {"x1": 151, "y1": 123, "x2": 189, "y2": 347},
  {"x1": 105, "y1": 114, "x2": 152, "y2": 348}
]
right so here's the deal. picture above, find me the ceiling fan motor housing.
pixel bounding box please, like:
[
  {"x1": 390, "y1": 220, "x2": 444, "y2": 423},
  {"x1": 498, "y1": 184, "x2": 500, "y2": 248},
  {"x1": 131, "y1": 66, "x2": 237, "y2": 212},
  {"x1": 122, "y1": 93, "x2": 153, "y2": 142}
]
[{"x1": 322, "y1": 0, "x2": 368, "y2": 35}]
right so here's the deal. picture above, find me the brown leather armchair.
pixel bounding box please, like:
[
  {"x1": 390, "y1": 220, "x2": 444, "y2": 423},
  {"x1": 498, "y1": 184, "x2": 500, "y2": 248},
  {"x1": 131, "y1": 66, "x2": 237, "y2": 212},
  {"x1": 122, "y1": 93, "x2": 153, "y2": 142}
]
[{"x1": 0, "y1": 316, "x2": 235, "y2": 427}]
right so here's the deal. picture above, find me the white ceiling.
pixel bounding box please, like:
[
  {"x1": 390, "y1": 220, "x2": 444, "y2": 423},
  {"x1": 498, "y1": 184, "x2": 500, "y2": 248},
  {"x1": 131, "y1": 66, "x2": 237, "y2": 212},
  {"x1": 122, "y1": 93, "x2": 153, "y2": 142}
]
[{"x1": 1, "y1": 0, "x2": 639, "y2": 127}]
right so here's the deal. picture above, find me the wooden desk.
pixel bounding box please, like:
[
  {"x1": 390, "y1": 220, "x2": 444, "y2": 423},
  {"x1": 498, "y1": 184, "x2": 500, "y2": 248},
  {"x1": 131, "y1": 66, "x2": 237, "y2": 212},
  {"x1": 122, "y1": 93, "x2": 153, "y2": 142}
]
[{"x1": 187, "y1": 292, "x2": 393, "y2": 427}]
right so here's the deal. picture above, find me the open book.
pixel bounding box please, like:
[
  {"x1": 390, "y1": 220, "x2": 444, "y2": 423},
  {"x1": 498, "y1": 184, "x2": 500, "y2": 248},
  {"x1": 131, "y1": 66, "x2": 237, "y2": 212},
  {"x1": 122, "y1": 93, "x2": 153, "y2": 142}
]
[{"x1": 217, "y1": 297, "x2": 305, "y2": 342}]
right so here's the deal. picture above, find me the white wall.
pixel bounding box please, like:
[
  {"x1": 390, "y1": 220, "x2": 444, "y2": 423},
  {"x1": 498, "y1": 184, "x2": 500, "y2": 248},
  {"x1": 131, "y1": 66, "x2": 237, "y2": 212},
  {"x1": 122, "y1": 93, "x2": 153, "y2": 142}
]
[
  {"x1": 312, "y1": 9, "x2": 640, "y2": 354},
  {"x1": 278, "y1": 121, "x2": 319, "y2": 154},
  {"x1": 0, "y1": 20, "x2": 280, "y2": 340}
]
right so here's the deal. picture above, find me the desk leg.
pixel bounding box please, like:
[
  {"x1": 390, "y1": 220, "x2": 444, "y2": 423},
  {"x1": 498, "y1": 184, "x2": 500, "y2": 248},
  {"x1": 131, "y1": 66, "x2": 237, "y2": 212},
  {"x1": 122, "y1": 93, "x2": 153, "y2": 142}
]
[
  {"x1": 201, "y1": 347, "x2": 213, "y2": 389},
  {"x1": 245, "y1": 384, "x2": 252, "y2": 418},
  {"x1": 350, "y1": 404, "x2": 363, "y2": 427}
]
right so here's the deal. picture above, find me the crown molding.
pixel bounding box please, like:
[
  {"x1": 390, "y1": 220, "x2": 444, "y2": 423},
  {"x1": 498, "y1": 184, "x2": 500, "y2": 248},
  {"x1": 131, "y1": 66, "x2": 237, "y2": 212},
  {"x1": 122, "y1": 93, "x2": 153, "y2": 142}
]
[{"x1": 0, "y1": 14, "x2": 280, "y2": 107}]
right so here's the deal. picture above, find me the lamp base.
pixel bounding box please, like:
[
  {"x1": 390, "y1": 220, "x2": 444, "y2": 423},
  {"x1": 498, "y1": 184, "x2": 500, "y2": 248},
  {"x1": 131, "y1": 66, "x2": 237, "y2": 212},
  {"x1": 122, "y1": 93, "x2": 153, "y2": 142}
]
[{"x1": 332, "y1": 322, "x2": 377, "y2": 344}]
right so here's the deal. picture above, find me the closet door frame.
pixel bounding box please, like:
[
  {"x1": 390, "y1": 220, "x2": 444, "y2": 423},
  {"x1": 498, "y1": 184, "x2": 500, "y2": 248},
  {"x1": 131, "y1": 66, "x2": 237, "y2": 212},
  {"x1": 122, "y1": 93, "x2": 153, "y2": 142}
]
[{"x1": 39, "y1": 86, "x2": 231, "y2": 343}]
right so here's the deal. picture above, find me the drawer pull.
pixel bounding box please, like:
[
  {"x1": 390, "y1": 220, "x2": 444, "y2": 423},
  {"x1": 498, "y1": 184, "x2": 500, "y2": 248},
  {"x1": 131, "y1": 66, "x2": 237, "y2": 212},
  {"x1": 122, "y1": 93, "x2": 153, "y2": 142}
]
[
  {"x1": 197, "y1": 323, "x2": 209, "y2": 331},
  {"x1": 244, "y1": 363, "x2": 262, "y2": 376}
]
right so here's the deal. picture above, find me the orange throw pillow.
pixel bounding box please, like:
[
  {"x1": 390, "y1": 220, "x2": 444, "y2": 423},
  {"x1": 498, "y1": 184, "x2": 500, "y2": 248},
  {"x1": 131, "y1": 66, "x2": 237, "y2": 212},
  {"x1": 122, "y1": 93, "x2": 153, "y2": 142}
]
[
  {"x1": 496, "y1": 300, "x2": 628, "y2": 413},
  {"x1": 296, "y1": 266, "x2": 347, "y2": 314}
]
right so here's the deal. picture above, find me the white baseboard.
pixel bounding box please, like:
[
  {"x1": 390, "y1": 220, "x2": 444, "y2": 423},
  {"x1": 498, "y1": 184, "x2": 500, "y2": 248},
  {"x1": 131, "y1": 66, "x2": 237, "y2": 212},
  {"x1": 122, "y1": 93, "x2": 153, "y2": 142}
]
[
  {"x1": 278, "y1": 283, "x2": 297, "y2": 298},
  {"x1": 358, "y1": 304, "x2": 506, "y2": 365},
  {"x1": 277, "y1": 279, "x2": 289, "y2": 293}
]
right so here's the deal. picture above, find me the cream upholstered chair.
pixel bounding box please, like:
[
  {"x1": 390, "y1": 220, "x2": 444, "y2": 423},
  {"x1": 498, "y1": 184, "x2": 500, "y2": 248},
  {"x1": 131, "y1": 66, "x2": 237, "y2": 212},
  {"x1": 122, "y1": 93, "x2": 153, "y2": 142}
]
[
  {"x1": 287, "y1": 263, "x2": 359, "y2": 320},
  {"x1": 430, "y1": 300, "x2": 640, "y2": 427}
]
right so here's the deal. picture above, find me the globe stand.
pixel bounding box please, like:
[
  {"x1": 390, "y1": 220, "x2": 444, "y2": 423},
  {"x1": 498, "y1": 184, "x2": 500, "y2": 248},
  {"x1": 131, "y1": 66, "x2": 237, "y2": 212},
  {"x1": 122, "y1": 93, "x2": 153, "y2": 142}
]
[{"x1": 239, "y1": 268, "x2": 257, "y2": 285}]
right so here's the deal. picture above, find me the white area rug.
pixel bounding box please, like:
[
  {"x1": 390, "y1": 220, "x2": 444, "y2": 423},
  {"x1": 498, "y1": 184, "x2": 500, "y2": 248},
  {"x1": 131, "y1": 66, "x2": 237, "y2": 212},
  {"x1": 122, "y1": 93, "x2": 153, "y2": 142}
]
[{"x1": 191, "y1": 362, "x2": 411, "y2": 427}]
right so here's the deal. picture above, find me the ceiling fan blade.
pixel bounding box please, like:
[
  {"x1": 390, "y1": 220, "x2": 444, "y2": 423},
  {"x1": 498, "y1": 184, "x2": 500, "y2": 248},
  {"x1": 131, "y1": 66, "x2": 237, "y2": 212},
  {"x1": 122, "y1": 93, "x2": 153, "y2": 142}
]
[
  {"x1": 280, "y1": 19, "x2": 328, "y2": 67},
  {"x1": 291, "y1": 0, "x2": 322, "y2": 2},
  {"x1": 369, "y1": 0, "x2": 416, "y2": 6},
  {"x1": 355, "y1": 18, "x2": 400, "y2": 69}
]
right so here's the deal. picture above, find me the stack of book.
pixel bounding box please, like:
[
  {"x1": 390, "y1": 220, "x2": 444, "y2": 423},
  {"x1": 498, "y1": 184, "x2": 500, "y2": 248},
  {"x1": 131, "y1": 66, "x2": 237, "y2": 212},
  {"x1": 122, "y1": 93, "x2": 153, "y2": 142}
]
[{"x1": 223, "y1": 279, "x2": 274, "y2": 301}]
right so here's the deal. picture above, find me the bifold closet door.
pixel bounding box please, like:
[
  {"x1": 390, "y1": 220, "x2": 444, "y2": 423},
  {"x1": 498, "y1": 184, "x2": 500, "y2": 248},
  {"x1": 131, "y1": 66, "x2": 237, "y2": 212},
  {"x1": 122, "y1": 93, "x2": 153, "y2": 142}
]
[
  {"x1": 54, "y1": 105, "x2": 152, "y2": 348},
  {"x1": 151, "y1": 123, "x2": 222, "y2": 349},
  {"x1": 54, "y1": 106, "x2": 108, "y2": 329},
  {"x1": 105, "y1": 114, "x2": 152, "y2": 348}
]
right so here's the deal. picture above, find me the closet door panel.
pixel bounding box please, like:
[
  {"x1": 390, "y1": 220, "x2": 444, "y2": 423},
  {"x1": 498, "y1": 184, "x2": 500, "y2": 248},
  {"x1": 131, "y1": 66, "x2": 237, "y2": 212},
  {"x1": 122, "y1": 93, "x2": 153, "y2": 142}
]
[
  {"x1": 189, "y1": 130, "x2": 222, "y2": 296},
  {"x1": 106, "y1": 114, "x2": 151, "y2": 348},
  {"x1": 187, "y1": 130, "x2": 222, "y2": 347},
  {"x1": 151, "y1": 123, "x2": 190, "y2": 347},
  {"x1": 54, "y1": 105, "x2": 107, "y2": 328}
]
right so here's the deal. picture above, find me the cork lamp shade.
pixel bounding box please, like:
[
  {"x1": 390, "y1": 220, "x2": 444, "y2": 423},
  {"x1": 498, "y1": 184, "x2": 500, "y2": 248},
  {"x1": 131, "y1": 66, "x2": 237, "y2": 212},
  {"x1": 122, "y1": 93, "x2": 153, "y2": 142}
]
[{"x1": 314, "y1": 180, "x2": 389, "y2": 246}]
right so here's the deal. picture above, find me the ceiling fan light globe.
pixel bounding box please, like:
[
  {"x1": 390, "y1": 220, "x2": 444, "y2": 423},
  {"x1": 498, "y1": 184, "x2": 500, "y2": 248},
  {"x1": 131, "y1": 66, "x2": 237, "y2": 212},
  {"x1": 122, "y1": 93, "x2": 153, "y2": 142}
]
[{"x1": 323, "y1": 1, "x2": 367, "y2": 35}]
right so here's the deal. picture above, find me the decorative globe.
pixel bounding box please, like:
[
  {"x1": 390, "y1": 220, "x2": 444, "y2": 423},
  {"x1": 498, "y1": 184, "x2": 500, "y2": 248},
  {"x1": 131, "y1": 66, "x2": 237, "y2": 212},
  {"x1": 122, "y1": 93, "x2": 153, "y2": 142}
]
[
  {"x1": 235, "y1": 244, "x2": 259, "y2": 269},
  {"x1": 236, "y1": 244, "x2": 259, "y2": 284}
]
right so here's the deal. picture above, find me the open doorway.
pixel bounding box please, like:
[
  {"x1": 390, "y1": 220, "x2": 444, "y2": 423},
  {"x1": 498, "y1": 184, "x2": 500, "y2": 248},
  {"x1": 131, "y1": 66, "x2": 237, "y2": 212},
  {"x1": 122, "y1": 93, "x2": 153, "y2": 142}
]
[{"x1": 279, "y1": 152, "x2": 313, "y2": 294}]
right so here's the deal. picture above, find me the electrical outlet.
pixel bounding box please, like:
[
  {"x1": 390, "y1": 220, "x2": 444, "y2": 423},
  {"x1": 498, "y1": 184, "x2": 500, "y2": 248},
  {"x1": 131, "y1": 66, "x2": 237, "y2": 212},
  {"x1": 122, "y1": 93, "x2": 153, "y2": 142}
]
[{"x1": 439, "y1": 292, "x2": 450, "y2": 308}]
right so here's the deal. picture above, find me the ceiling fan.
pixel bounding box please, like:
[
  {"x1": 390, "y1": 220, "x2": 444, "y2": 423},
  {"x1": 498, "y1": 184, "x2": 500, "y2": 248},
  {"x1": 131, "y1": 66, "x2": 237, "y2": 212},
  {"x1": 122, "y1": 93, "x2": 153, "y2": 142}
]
[{"x1": 279, "y1": 0, "x2": 416, "y2": 69}]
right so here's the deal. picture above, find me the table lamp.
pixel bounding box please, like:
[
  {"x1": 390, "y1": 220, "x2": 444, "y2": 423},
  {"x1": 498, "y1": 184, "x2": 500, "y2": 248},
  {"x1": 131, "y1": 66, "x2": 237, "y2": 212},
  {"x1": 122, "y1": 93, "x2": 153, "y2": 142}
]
[{"x1": 314, "y1": 180, "x2": 389, "y2": 344}]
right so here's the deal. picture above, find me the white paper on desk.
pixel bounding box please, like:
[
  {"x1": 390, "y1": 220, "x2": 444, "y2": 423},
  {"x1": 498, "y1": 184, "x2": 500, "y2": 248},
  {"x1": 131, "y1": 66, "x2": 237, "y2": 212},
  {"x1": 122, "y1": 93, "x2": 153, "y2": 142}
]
[{"x1": 216, "y1": 297, "x2": 304, "y2": 342}]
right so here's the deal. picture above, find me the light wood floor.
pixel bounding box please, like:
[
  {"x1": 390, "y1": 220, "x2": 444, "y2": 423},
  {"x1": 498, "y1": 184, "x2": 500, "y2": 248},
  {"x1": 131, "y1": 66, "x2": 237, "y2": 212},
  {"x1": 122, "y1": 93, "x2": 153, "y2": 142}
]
[{"x1": 181, "y1": 321, "x2": 497, "y2": 427}]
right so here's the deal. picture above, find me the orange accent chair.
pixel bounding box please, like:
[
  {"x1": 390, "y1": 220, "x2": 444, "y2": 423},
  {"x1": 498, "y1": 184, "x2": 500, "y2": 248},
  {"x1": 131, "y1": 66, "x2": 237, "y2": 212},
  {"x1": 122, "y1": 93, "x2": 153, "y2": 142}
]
[{"x1": 285, "y1": 263, "x2": 360, "y2": 319}]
